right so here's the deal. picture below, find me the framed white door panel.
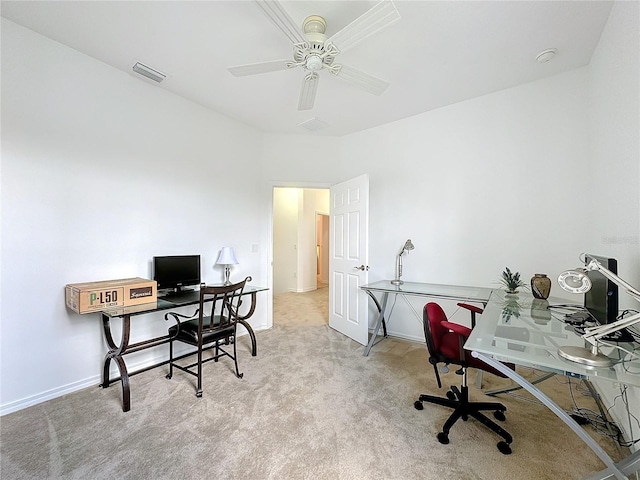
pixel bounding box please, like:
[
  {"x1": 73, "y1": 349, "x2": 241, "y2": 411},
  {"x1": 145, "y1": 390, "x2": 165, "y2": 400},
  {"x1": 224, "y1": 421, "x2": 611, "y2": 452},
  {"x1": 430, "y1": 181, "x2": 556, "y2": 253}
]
[{"x1": 329, "y1": 174, "x2": 369, "y2": 345}]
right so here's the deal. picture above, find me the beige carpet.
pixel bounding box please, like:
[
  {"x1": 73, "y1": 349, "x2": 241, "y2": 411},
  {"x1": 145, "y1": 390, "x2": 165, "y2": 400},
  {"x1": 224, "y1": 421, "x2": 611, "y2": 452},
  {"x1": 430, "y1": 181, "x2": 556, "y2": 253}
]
[{"x1": 0, "y1": 287, "x2": 627, "y2": 479}]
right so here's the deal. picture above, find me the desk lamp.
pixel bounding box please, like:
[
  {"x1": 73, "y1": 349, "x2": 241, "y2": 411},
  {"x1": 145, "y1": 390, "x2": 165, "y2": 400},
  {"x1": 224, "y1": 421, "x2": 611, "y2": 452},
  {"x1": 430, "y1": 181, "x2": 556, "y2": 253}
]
[
  {"x1": 557, "y1": 255, "x2": 640, "y2": 367},
  {"x1": 391, "y1": 239, "x2": 415, "y2": 286},
  {"x1": 216, "y1": 247, "x2": 239, "y2": 286}
]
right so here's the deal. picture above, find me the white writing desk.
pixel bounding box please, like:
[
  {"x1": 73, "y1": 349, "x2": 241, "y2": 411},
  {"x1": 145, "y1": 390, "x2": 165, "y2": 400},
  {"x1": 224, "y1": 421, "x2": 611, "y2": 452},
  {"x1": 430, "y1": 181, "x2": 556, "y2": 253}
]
[
  {"x1": 360, "y1": 280, "x2": 493, "y2": 357},
  {"x1": 467, "y1": 289, "x2": 640, "y2": 479}
]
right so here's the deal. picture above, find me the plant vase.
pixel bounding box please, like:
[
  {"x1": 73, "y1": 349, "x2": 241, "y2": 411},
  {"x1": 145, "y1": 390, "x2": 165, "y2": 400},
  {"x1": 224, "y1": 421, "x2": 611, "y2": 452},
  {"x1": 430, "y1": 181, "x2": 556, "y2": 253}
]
[{"x1": 531, "y1": 274, "x2": 551, "y2": 300}]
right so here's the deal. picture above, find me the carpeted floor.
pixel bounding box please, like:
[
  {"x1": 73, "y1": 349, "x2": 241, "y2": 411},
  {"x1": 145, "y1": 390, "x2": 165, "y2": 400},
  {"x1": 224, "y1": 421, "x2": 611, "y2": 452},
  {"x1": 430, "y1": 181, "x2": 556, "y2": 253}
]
[{"x1": 0, "y1": 287, "x2": 627, "y2": 479}]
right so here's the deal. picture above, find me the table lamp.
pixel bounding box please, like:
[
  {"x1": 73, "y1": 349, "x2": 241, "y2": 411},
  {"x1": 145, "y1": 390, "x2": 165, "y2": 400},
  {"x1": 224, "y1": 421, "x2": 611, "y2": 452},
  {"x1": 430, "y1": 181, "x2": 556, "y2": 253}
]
[
  {"x1": 557, "y1": 254, "x2": 640, "y2": 367},
  {"x1": 216, "y1": 247, "x2": 239, "y2": 286},
  {"x1": 391, "y1": 239, "x2": 415, "y2": 286}
]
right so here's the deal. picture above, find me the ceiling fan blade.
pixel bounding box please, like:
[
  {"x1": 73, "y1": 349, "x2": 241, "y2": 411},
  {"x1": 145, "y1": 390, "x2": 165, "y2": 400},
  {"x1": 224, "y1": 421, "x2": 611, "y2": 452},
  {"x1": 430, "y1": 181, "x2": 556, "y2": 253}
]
[
  {"x1": 333, "y1": 64, "x2": 389, "y2": 96},
  {"x1": 254, "y1": 0, "x2": 306, "y2": 45},
  {"x1": 326, "y1": 0, "x2": 400, "y2": 53},
  {"x1": 228, "y1": 60, "x2": 290, "y2": 77},
  {"x1": 298, "y1": 73, "x2": 319, "y2": 111}
]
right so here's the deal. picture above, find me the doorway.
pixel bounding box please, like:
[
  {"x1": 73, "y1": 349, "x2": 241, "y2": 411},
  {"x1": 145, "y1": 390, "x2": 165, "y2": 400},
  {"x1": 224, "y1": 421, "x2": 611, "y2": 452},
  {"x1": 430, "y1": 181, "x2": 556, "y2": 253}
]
[
  {"x1": 272, "y1": 187, "x2": 330, "y2": 326},
  {"x1": 316, "y1": 213, "x2": 329, "y2": 288}
]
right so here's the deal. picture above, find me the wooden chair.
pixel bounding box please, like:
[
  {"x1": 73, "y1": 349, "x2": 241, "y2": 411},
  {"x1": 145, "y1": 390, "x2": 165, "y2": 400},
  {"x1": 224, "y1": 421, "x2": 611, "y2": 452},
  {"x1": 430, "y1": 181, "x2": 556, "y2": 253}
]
[{"x1": 164, "y1": 278, "x2": 249, "y2": 397}]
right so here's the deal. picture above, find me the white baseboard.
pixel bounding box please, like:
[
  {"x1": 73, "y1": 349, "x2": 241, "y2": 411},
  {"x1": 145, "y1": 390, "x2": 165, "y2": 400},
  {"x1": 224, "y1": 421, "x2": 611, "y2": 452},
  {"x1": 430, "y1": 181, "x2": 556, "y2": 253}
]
[
  {"x1": 0, "y1": 327, "x2": 269, "y2": 416},
  {"x1": 0, "y1": 376, "x2": 99, "y2": 416}
]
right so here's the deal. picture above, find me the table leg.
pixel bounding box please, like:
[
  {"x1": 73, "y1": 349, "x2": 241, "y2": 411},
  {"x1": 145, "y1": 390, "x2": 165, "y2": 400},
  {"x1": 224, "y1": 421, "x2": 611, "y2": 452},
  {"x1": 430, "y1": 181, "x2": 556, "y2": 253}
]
[
  {"x1": 364, "y1": 292, "x2": 390, "y2": 356},
  {"x1": 472, "y1": 351, "x2": 635, "y2": 480},
  {"x1": 237, "y1": 320, "x2": 257, "y2": 356},
  {"x1": 100, "y1": 314, "x2": 132, "y2": 412},
  {"x1": 236, "y1": 291, "x2": 258, "y2": 356},
  {"x1": 485, "y1": 371, "x2": 556, "y2": 396}
]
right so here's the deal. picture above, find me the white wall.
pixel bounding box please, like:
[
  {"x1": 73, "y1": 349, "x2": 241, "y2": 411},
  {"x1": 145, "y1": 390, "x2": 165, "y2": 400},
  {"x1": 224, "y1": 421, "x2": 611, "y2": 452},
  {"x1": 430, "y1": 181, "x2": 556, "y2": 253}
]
[
  {"x1": 585, "y1": 0, "x2": 640, "y2": 449},
  {"x1": 273, "y1": 188, "x2": 300, "y2": 294},
  {"x1": 264, "y1": 69, "x2": 593, "y2": 331},
  {"x1": 1, "y1": 19, "x2": 270, "y2": 414}
]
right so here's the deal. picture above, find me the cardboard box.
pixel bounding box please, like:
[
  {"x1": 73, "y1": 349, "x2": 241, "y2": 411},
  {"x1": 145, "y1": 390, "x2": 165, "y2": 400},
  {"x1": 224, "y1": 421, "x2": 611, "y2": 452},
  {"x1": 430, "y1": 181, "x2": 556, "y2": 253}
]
[{"x1": 65, "y1": 277, "x2": 157, "y2": 314}]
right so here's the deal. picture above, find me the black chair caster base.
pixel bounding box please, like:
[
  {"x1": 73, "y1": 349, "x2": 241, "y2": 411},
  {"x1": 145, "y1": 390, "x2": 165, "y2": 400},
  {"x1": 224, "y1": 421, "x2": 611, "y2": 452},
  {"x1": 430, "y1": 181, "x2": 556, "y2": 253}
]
[
  {"x1": 494, "y1": 410, "x2": 506, "y2": 422},
  {"x1": 437, "y1": 432, "x2": 450, "y2": 444},
  {"x1": 497, "y1": 441, "x2": 512, "y2": 455},
  {"x1": 414, "y1": 401, "x2": 424, "y2": 410}
]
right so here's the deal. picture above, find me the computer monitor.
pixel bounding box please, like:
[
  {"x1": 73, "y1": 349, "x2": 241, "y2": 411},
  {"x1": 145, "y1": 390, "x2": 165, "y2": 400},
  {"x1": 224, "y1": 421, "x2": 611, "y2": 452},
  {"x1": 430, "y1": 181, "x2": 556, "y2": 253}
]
[
  {"x1": 584, "y1": 253, "x2": 618, "y2": 325},
  {"x1": 153, "y1": 255, "x2": 201, "y2": 294}
]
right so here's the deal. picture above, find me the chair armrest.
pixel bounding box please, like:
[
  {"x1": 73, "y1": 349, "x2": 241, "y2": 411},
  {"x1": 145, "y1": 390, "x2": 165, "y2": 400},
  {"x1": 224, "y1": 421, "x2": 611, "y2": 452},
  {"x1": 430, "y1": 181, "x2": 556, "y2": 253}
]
[
  {"x1": 164, "y1": 309, "x2": 199, "y2": 322},
  {"x1": 457, "y1": 303, "x2": 483, "y2": 315},
  {"x1": 441, "y1": 320, "x2": 472, "y2": 338},
  {"x1": 164, "y1": 309, "x2": 200, "y2": 338}
]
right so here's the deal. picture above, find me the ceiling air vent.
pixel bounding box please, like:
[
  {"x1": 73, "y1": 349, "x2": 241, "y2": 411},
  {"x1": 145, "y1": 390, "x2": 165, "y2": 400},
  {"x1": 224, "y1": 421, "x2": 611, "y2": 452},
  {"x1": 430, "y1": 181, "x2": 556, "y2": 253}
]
[
  {"x1": 132, "y1": 62, "x2": 166, "y2": 83},
  {"x1": 298, "y1": 117, "x2": 329, "y2": 132}
]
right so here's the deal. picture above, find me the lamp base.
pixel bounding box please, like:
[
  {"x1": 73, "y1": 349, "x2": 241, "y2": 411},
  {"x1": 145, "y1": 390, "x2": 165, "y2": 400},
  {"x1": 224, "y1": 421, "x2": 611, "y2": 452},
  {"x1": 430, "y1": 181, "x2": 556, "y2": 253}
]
[
  {"x1": 223, "y1": 266, "x2": 232, "y2": 286},
  {"x1": 390, "y1": 279, "x2": 404, "y2": 286},
  {"x1": 557, "y1": 346, "x2": 614, "y2": 368}
]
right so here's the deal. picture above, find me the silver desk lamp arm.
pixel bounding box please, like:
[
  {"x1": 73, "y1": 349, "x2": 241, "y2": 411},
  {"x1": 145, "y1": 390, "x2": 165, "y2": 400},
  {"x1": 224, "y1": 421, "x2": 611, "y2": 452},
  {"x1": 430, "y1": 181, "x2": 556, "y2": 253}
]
[
  {"x1": 580, "y1": 259, "x2": 640, "y2": 346},
  {"x1": 557, "y1": 256, "x2": 640, "y2": 366},
  {"x1": 390, "y1": 239, "x2": 414, "y2": 286}
]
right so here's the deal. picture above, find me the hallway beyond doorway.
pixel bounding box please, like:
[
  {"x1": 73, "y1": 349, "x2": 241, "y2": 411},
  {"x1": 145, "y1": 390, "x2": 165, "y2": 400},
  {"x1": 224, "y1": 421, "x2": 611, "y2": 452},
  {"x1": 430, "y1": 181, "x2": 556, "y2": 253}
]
[{"x1": 273, "y1": 285, "x2": 328, "y2": 326}]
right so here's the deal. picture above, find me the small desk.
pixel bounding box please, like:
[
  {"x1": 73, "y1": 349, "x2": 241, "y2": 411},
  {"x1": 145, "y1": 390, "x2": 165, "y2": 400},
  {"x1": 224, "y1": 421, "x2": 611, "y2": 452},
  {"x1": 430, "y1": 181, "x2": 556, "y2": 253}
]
[
  {"x1": 100, "y1": 285, "x2": 268, "y2": 412},
  {"x1": 360, "y1": 281, "x2": 493, "y2": 356},
  {"x1": 466, "y1": 290, "x2": 640, "y2": 479}
]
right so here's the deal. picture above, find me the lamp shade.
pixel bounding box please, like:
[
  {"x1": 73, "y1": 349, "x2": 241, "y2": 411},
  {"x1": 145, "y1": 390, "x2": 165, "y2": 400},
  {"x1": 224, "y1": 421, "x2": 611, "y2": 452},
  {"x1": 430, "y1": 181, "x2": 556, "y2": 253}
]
[{"x1": 216, "y1": 247, "x2": 238, "y2": 266}]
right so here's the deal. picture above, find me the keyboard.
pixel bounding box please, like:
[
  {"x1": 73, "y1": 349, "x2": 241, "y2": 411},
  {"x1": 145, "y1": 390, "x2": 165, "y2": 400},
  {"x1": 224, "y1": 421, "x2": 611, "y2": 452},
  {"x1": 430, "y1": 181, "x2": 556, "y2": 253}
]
[{"x1": 159, "y1": 290, "x2": 200, "y2": 304}]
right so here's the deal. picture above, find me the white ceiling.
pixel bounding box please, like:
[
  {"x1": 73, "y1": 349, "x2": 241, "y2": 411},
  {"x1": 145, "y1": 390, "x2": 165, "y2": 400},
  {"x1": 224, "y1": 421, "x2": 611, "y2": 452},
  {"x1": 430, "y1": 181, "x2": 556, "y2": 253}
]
[{"x1": 1, "y1": 1, "x2": 614, "y2": 137}]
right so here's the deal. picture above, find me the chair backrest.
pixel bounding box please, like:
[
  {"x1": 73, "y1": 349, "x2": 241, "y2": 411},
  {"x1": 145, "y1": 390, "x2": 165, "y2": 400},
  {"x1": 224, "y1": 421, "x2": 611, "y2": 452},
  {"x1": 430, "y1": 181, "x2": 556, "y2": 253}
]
[
  {"x1": 197, "y1": 278, "x2": 248, "y2": 334},
  {"x1": 423, "y1": 301, "x2": 511, "y2": 381},
  {"x1": 423, "y1": 302, "x2": 449, "y2": 358}
]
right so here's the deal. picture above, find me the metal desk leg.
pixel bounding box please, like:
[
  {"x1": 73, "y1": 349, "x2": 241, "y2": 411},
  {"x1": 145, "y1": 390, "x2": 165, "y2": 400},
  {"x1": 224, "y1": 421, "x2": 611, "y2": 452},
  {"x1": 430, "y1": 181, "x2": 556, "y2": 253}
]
[
  {"x1": 472, "y1": 351, "x2": 637, "y2": 480},
  {"x1": 364, "y1": 292, "x2": 390, "y2": 356},
  {"x1": 235, "y1": 291, "x2": 259, "y2": 356},
  {"x1": 100, "y1": 314, "x2": 132, "y2": 412},
  {"x1": 485, "y1": 371, "x2": 556, "y2": 396}
]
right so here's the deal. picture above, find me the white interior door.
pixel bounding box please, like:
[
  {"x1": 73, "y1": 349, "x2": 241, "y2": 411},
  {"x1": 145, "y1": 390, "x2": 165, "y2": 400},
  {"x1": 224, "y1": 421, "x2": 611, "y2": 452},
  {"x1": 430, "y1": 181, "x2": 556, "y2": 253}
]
[{"x1": 329, "y1": 174, "x2": 369, "y2": 345}]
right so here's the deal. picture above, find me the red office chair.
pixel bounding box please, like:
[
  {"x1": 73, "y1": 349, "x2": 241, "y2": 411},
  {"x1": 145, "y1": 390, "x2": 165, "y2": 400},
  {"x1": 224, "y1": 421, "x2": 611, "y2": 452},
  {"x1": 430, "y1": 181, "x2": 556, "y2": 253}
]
[{"x1": 414, "y1": 302, "x2": 513, "y2": 455}]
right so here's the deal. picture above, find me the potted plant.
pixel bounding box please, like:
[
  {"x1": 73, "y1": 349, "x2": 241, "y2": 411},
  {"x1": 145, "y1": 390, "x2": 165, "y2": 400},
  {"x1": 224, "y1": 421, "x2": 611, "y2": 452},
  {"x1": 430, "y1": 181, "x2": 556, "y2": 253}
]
[{"x1": 500, "y1": 267, "x2": 527, "y2": 294}]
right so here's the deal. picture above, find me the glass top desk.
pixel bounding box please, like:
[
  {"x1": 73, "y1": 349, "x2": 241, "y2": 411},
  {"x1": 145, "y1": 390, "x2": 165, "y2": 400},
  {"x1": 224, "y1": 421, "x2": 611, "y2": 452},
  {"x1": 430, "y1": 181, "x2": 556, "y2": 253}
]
[
  {"x1": 466, "y1": 289, "x2": 640, "y2": 479},
  {"x1": 100, "y1": 284, "x2": 268, "y2": 412},
  {"x1": 361, "y1": 281, "x2": 493, "y2": 356}
]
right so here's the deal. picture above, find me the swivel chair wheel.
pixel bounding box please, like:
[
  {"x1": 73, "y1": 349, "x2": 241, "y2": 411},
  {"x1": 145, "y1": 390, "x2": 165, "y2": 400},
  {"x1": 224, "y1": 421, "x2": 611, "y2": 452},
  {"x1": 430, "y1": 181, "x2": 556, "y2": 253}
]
[
  {"x1": 494, "y1": 410, "x2": 506, "y2": 422},
  {"x1": 446, "y1": 391, "x2": 456, "y2": 401},
  {"x1": 497, "y1": 441, "x2": 512, "y2": 455},
  {"x1": 165, "y1": 373, "x2": 172, "y2": 379},
  {"x1": 414, "y1": 401, "x2": 424, "y2": 410},
  {"x1": 437, "y1": 432, "x2": 450, "y2": 445}
]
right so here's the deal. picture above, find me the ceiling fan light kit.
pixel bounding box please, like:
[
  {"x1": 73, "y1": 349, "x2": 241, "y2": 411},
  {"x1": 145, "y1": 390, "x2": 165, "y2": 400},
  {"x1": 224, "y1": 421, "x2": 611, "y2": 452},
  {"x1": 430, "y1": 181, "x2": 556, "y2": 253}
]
[
  {"x1": 228, "y1": 0, "x2": 400, "y2": 111},
  {"x1": 302, "y1": 15, "x2": 327, "y2": 44}
]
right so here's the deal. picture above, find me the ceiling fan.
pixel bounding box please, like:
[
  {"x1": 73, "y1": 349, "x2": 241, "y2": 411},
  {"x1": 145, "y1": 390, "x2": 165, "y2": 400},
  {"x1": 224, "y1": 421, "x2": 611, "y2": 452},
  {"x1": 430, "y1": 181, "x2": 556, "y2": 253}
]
[{"x1": 228, "y1": 0, "x2": 401, "y2": 111}]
